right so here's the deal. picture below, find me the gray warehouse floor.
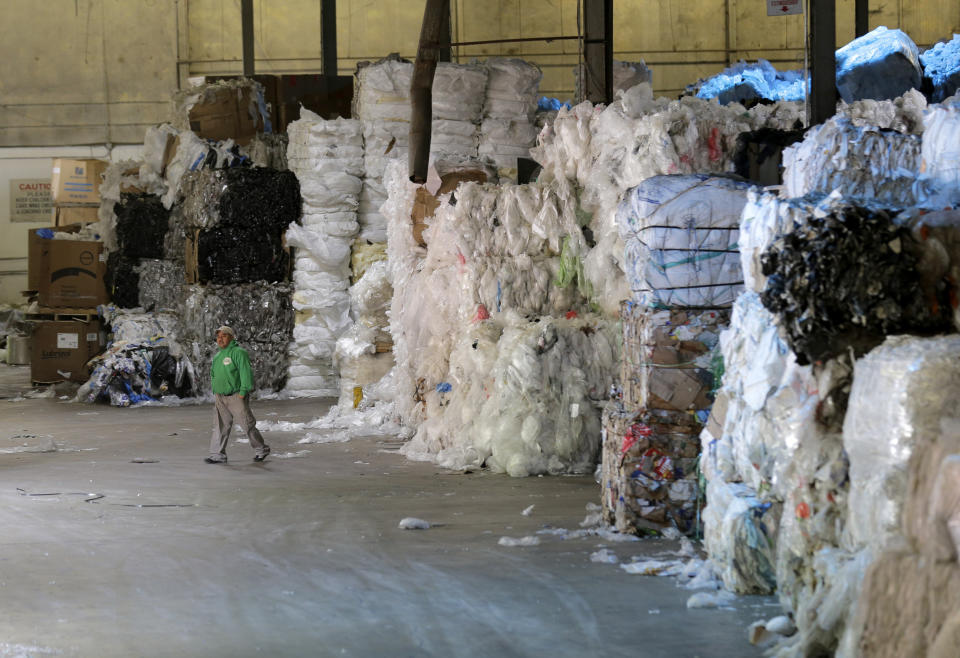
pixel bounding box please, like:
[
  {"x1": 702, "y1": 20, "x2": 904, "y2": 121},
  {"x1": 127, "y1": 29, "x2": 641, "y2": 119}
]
[{"x1": 1, "y1": 365, "x2": 773, "y2": 658}]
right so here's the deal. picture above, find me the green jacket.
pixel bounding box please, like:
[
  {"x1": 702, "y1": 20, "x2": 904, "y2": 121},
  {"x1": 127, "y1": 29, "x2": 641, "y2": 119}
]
[{"x1": 211, "y1": 340, "x2": 255, "y2": 396}]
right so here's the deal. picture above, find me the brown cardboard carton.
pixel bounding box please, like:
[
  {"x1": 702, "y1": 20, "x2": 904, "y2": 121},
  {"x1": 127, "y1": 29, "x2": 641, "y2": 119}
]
[
  {"x1": 31, "y1": 320, "x2": 104, "y2": 382},
  {"x1": 188, "y1": 87, "x2": 260, "y2": 145},
  {"x1": 51, "y1": 158, "x2": 107, "y2": 205},
  {"x1": 704, "y1": 389, "x2": 730, "y2": 441},
  {"x1": 29, "y1": 225, "x2": 107, "y2": 308},
  {"x1": 410, "y1": 171, "x2": 488, "y2": 247},
  {"x1": 54, "y1": 206, "x2": 99, "y2": 227}
]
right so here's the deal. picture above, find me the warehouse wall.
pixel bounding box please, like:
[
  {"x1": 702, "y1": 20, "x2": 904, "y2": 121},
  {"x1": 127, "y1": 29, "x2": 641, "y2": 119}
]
[{"x1": 1, "y1": 0, "x2": 959, "y2": 304}]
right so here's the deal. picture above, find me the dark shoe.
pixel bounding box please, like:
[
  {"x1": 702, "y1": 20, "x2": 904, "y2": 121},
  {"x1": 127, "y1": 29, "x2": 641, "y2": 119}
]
[
  {"x1": 253, "y1": 446, "x2": 271, "y2": 462},
  {"x1": 204, "y1": 456, "x2": 227, "y2": 464}
]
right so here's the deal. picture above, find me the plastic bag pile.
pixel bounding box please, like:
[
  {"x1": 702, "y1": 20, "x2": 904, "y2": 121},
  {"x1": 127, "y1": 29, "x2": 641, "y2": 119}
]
[{"x1": 691, "y1": 59, "x2": 807, "y2": 105}]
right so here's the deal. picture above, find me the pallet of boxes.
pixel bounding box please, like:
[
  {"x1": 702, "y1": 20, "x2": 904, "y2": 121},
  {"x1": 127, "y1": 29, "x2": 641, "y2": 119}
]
[
  {"x1": 26, "y1": 158, "x2": 108, "y2": 385},
  {"x1": 600, "y1": 174, "x2": 750, "y2": 535}
]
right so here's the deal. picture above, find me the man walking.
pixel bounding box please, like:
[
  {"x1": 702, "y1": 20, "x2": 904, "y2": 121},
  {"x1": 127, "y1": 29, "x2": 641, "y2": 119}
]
[{"x1": 206, "y1": 326, "x2": 271, "y2": 464}]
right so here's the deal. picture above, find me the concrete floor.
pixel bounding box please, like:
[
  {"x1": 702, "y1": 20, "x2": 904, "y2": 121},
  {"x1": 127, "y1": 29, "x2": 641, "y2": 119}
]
[{"x1": 0, "y1": 364, "x2": 775, "y2": 658}]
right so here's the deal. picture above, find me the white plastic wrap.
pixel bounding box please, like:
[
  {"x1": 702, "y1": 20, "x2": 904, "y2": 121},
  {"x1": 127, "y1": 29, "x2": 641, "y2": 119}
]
[
  {"x1": 838, "y1": 88, "x2": 927, "y2": 134},
  {"x1": 921, "y1": 98, "x2": 960, "y2": 205},
  {"x1": 842, "y1": 335, "x2": 960, "y2": 553},
  {"x1": 617, "y1": 175, "x2": 750, "y2": 308}
]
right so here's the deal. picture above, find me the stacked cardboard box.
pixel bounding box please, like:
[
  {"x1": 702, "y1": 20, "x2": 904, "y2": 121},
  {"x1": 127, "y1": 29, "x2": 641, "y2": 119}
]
[
  {"x1": 51, "y1": 158, "x2": 106, "y2": 225},
  {"x1": 602, "y1": 302, "x2": 728, "y2": 535}
]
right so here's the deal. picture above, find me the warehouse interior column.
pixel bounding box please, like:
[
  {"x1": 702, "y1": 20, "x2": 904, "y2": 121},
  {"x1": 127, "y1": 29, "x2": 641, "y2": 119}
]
[
  {"x1": 855, "y1": 0, "x2": 869, "y2": 38},
  {"x1": 582, "y1": 0, "x2": 614, "y2": 104},
  {"x1": 809, "y1": 0, "x2": 837, "y2": 126},
  {"x1": 322, "y1": 0, "x2": 337, "y2": 76},
  {"x1": 242, "y1": 0, "x2": 255, "y2": 76}
]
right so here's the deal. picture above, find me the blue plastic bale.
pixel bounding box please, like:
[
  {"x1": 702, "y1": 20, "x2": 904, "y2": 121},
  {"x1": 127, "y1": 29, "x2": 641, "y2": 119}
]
[
  {"x1": 921, "y1": 34, "x2": 960, "y2": 103},
  {"x1": 836, "y1": 26, "x2": 922, "y2": 103},
  {"x1": 694, "y1": 60, "x2": 807, "y2": 105}
]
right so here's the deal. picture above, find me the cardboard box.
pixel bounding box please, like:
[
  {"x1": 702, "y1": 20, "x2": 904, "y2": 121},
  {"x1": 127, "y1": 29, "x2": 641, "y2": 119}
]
[
  {"x1": 188, "y1": 86, "x2": 261, "y2": 145},
  {"x1": 51, "y1": 158, "x2": 107, "y2": 205},
  {"x1": 31, "y1": 319, "x2": 104, "y2": 382},
  {"x1": 54, "y1": 206, "x2": 99, "y2": 227},
  {"x1": 28, "y1": 224, "x2": 107, "y2": 307},
  {"x1": 410, "y1": 170, "x2": 489, "y2": 246}
]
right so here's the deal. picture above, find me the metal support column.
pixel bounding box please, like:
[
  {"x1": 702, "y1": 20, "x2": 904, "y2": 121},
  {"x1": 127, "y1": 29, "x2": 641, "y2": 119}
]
[
  {"x1": 409, "y1": 0, "x2": 450, "y2": 183},
  {"x1": 809, "y1": 0, "x2": 837, "y2": 126},
  {"x1": 322, "y1": 0, "x2": 338, "y2": 76},
  {"x1": 582, "y1": 0, "x2": 613, "y2": 104},
  {"x1": 241, "y1": 0, "x2": 254, "y2": 76},
  {"x1": 855, "y1": 0, "x2": 869, "y2": 37}
]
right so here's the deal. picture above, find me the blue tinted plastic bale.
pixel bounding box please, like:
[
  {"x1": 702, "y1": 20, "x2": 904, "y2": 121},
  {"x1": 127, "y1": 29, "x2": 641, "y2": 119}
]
[
  {"x1": 693, "y1": 60, "x2": 807, "y2": 104},
  {"x1": 836, "y1": 26, "x2": 922, "y2": 103},
  {"x1": 921, "y1": 34, "x2": 960, "y2": 103}
]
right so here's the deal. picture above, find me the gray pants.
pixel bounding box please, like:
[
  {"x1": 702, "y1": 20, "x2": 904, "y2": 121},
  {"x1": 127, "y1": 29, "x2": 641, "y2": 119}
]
[{"x1": 210, "y1": 394, "x2": 268, "y2": 458}]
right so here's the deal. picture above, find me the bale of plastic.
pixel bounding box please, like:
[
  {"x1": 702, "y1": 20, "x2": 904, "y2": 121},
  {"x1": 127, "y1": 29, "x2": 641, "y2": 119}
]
[
  {"x1": 617, "y1": 175, "x2": 751, "y2": 308},
  {"x1": 835, "y1": 27, "x2": 922, "y2": 103},
  {"x1": 842, "y1": 335, "x2": 960, "y2": 553},
  {"x1": 105, "y1": 252, "x2": 140, "y2": 309},
  {"x1": 181, "y1": 167, "x2": 301, "y2": 232},
  {"x1": 178, "y1": 282, "x2": 294, "y2": 346},
  {"x1": 135, "y1": 259, "x2": 183, "y2": 312},
  {"x1": 920, "y1": 34, "x2": 960, "y2": 103},
  {"x1": 601, "y1": 401, "x2": 703, "y2": 535},
  {"x1": 781, "y1": 116, "x2": 925, "y2": 207},
  {"x1": 760, "y1": 201, "x2": 953, "y2": 365},
  {"x1": 114, "y1": 193, "x2": 170, "y2": 259}
]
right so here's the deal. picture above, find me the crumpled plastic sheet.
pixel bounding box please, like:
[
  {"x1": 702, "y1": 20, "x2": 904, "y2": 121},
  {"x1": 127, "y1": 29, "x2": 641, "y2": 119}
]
[
  {"x1": 835, "y1": 26, "x2": 922, "y2": 103},
  {"x1": 432, "y1": 63, "x2": 488, "y2": 122},
  {"x1": 781, "y1": 116, "x2": 927, "y2": 207},
  {"x1": 691, "y1": 59, "x2": 807, "y2": 104},
  {"x1": 921, "y1": 98, "x2": 960, "y2": 206},
  {"x1": 178, "y1": 282, "x2": 294, "y2": 345},
  {"x1": 351, "y1": 240, "x2": 388, "y2": 283},
  {"x1": 400, "y1": 312, "x2": 619, "y2": 476},
  {"x1": 760, "y1": 200, "x2": 953, "y2": 365},
  {"x1": 837, "y1": 88, "x2": 927, "y2": 135},
  {"x1": 138, "y1": 123, "x2": 179, "y2": 199},
  {"x1": 842, "y1": 334, "x2": 960, "y2": 553},
  {"x1": 135, "y1": 259, "x2": 182, "y2": 312},
  {"x1": 113, "y1": 193, "x2": 170, "y2": 260},
  {"x1": 617, "y1": 174, "x2": 750, "y2": 308},
  {"x1": 702, "y1": 478, "x2": 779, "y2": 594},
  {"x1": 921, "y1": 34, "x2": 960, "y2": 103}
]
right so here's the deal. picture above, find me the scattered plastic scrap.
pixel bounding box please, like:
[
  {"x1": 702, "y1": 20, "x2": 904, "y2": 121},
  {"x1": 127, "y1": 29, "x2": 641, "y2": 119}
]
[
  {"x1": 298, "y1": 431, "x2": 351, "y2": 445},
  {"x1": 686, "y1": 590, "x2": 737, "y2": 609},
  {"x1": 620, "y1": 559, "x2": 685, "y2": 576},
  {"x1": 130, "y1": 458, "x2": 159, "y2": 464},
  {"x1": 521, "y1": 505, "x2": 535, "y2": 516},
  {"x1": 590, "y1": 548, "x2": 619, "y2": 564},
  {"x1": 498, "y1": 535, "x2": 541, "y2": 547},
  {"x1": 0, "y1": 642, "x2": 60, "y2": 657},
  {"x1": 272, "y1": 450, "x2": 311, "y2": 459},
  {"x1": 749, "y1": 615, "x2": 797, "y2": 646},
  {"x1": 398, "y1": 517, "x2": 431, "y2": 530}
]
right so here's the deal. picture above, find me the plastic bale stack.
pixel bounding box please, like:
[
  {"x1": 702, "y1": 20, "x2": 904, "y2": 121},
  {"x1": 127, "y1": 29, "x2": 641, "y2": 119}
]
[
  {"x1": 920, "y1": 97, "x2": 960, "y2": 207},
  {"x1": 104, "y1": 193, "x2": 176, "y2": 309},
  {"x1": 283, "y1": 112, "x2": 362, "y2": 398},
  {"x1": 355, "y1": 58, "x2": 488, "y2": 244},
  {"x1": 600, "y1": 175, "x2": 749, "y2": 536},
  {"x1": 479, "y1": 58, "x2": 542, "y2": 179}
]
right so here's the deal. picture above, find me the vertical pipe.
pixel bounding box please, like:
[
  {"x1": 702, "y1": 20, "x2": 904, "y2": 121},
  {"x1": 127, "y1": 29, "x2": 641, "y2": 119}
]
[
  {"x1": 809, "y1": 0, "x2": 837, "y2": 126},
  {"x1": 855, "y1": 0, "x2": 868, "y2": 37},
  {"x1": 409, "y1": 0, "x2": 449, "y2": 183},
  {"x1": 582, "y1": 0, "x2": 612, "y2": 104},
  {"x1": 241, "y1": 0, "x2": 254, "y2": 76},
  {"x1": 322, "y1": 0, "x2": 337, "y2": 76},
  {"x1": 439, "y1": 3, "x2": 451, "y2": 63}
]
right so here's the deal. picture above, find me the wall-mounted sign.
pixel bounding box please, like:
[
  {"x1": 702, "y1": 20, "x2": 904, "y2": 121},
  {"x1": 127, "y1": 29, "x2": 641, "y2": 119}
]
[
  {"x1": 10, "y1": 179, "x2": 52, "y2": 223},
  {"x1": 768, "y1": 0, "x2": 803, "y2": 15}
]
